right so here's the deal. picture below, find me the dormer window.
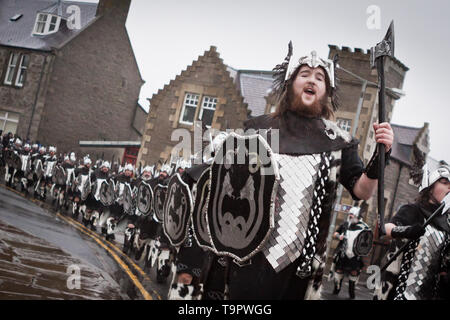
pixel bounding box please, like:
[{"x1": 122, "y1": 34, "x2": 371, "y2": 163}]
[{"x1": 33, "y1": 13, "x2": 61, "y2": 35}]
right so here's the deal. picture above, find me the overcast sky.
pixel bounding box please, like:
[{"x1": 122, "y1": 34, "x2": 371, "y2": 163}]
[{"x1": 80, "y1": 0, "x2": 449, "y2": 162}]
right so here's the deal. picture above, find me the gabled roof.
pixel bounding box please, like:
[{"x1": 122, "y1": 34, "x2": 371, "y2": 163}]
[
  {"x1": 0, "y1": 0, "x2": 98, "y2": 51},
  {"x1": 227, "y1": 66, "x2": 274, "y2": 118}
]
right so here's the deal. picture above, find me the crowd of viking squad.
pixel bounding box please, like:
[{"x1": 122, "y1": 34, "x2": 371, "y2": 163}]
[{"x1": 0, "y1": 132, "x2": 204, "y2": 290}]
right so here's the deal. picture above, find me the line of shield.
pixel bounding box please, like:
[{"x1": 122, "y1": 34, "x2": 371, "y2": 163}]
[
  {"x1": 136, "y1": 181, "x2": 154, "y2": 216},
  {"x1": 162, "y1": 173, "x2": 194, "y2": 247},
  {"x1": 97, "y1": 179, "x2": 116, "y2": 206},
  {"x1": 153, "y1": 183, "x2": 168, "y2": 221},
  {"x1": 122, "y1": 183, "x2": 135, "y2": 215},
  {"x1": 78, "y1": 174, "x2": 91, "y2": 201},
  {"x1": 191, "y1": 167, "x2": 214, "y2": 250}
]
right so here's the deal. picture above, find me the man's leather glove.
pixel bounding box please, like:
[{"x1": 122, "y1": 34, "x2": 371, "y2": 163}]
[{"x1": 391, "y1": 224, "x2": 425, "y2": 240}]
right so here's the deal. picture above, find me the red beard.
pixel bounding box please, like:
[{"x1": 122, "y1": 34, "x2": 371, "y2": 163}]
[{"x1": 289, "y1": 91, "x2": 324, "y2": 118}]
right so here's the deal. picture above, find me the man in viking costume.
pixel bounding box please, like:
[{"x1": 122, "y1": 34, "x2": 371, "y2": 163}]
[
  {"x1": 199, "y1": 43, "x2": 394, "y2": 300},
  {"x1": 330, "y1": 207, "x2": 370, "y2": 299},
  {"x1": 41, "y1": 146, "x2": 58, "y2": 201},
  {"x1": 374, "y1": 163, "x2": 450, "y2": 300},
  {"x1": 14, "y1": 142, "x2": 32, "y2": 193},
  {"x1": 5, "y1": 137, "x2": 23, "y2": 187},
  {"x1": 86, "y1": 160, "x2": 112, "y2": 231},
  {"x1": 62, "y1": 152, "x2": 77, "y2": 212},
  {"x1": 153, "y1": 163, "x2": 176, "y2": 284},
  {"x1": 32, "y1": 146, "x2": 47, "y2": 200}
]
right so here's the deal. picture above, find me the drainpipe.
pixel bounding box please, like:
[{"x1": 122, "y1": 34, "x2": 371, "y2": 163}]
[{"x1": 26, "y1": 54, "x2": 49, "y2": 141}]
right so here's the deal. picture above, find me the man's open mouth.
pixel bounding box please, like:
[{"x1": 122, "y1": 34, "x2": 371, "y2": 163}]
[{"x1": 304, "y1": 87, "x2": 315, "y2": 95}]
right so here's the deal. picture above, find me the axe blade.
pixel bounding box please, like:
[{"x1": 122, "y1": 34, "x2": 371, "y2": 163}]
[{"x1": 370, "y1": 20, "x2": 395, "y2": 68}]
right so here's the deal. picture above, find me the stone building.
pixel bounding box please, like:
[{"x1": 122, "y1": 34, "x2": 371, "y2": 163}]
[
  {"x1": 0, "y1": 0, "x2": 145, "y2": 163},
  {"x1": 137, "y1": 46, "x2": 252, "y2": 166}
]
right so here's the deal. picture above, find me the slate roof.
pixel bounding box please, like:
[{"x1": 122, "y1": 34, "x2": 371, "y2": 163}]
[
  {"x1": 227, "y1": 66, "x2": 274, "y2": 118},
  {"x1": 0, "y1": 0, "x2": 98, "y2": 51}
]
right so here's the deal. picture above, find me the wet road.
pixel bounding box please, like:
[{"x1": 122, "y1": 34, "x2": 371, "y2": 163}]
[
  {"x1": 0, "y1": 183, "x2": 375, "y2": 300},
  {"x1": 0, "y1": 185, "x2": 167, "y2": 300}
]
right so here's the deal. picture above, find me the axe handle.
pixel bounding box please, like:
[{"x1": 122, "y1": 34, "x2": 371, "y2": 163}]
[{"x1": 377, "y1": 57, "x2": 387, "y2": 237}]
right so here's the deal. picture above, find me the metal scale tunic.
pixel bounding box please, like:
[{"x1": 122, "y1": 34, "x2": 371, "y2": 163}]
[
  {"x1": 394, "y1": 224, "x2": 448, "y2": 300},
  {"x1": 262, "y1": 150, "x2": 341, "y2": 273},
  {"x1": 244, "y1": 113, "x2": 354, "y2": 274}
]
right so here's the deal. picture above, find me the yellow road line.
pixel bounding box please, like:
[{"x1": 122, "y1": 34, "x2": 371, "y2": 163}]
[
  {"x1": 57, "y1": 213, "x2": 153, "y2": 300},
  {"x1": 1, "y1": 185, "x2": 161, "y2": 300},
  {"x1": 66, "y1": 213, "x2": 154, "y2": 283}
]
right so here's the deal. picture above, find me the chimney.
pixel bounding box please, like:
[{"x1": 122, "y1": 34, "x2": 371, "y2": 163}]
[{"x1": 95, "y1": 0, "x2": 131, "y2": 19}]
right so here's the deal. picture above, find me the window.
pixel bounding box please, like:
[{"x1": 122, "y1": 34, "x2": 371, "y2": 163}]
[
  {"x1": 0, "y1": 111, "x2": 20, "y2": 134},
  {"x1": 199, "y1": 96, "x2": 217, "y2": 127},
  {"x1": 4, "y1": 53, "x2": 19, "y2": 85},
  {"x1": 35, "y1": 13, "x2": 47, "y2": 34},
  {"x1": 33, "y1": 13, "x2": 60, "y2": 35},
  {"x1": 48, "y1": 15, "x2": 58, "y2": 32},
  {"x1": 3, "y1": 52, "x2": 29, "y2": 87},
  {"x1": 179, "y1": 93, "x2": 199, "y2": 125},
  {"x1": 337, "y1": 118, "x2": 352, "y2": 132},
  {"x1": 15, "y1": 55, "x2": 29, "y2": 87}
]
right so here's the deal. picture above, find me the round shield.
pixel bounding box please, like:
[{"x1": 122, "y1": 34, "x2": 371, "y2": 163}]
[
  {"x1": 137, "y1": 181, "x2": 153, "y2": 216},
  {"x1": 191, "y1": 168, "x2": 213, "y2": 249},
  {"x1": 80, "y1": 175, "x2": 91, "y2": 201},
  {"x1": 122, "y1": 183, "x2": 135, "y2": 214},
  {"x1": 99, "y1": 180, "x2": 115, "y2": 206},
  {"x1": 352, "y1": 229, "x2": 373, "y2": 256},
  {"x1": 153, "y1": 184, "x2": 168, "y2": 221},
  {"x1": 163, "y1": 173, "x2": 193, "y2": 247},
  {"x1": 206, "y1": 132, "x2": 280, "y2": 262}
]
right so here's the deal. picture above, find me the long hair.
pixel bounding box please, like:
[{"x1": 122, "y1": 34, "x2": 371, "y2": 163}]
[
  {"x1": 271, "y1": 66, "x2": 334, "y2": 120},
  {"x1": 415, "y1": 184, "x2": 440, "y2": 207}
]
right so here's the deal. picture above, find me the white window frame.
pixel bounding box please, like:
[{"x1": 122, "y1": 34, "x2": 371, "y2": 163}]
[
  {"x1": 3, "y1": 53, "x2": 19, "y2": 85},
  {"x1": 179, "y1": 93, "x2": 200, "y2": 125},
  {"x1": 33, "y1": 13, "x2": 61, "y2": 35},
  {"x1": 15, "y1": 55, "x2": 29, "y2": 87},
  {"x1": 0, "y1": 111, "x2": 20, "y2": 134},
  {"x1": 198, "y1": 96, "x2": 217, "y2": 128},
  {"x1": 337, "y1": 118, "x2": 352, "y2": 132}
]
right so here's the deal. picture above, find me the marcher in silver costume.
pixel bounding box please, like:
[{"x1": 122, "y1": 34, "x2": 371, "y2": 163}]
[
  {"x1": 374, "y1": 164, "x2": 450, "y2": 300},
  {"x1": 198, "y1": 43, "x2": 394, "y2": 300}
]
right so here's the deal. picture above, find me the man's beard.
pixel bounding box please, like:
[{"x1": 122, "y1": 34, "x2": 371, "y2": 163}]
[{"x1": 289, "y1": 91, "x2": 324, "y2": 118}]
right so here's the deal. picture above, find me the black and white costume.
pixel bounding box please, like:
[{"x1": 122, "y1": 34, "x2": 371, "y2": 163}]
[
  {"x1": 374, "y1": 164, "x2": 450, "y2": 300},
  {"x1": 196, "y1": 47, "x2": 388, "y2": 300},
  {"x1": 329, "y1": 208, "x2": 370, "y2": 299}
]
